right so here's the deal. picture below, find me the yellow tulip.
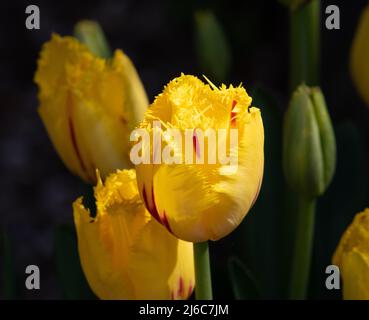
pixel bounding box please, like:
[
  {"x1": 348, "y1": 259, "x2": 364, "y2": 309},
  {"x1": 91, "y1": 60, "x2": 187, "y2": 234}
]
[
  {"x1": 34, "y1": 34, "x2": 148, "y2": 183},
  {"x1": 333, "y1": 208, "x2": 369, "y2": 299},
  {"x1": 73, "y1": 169, "x2": 195, "y2": 300},
  {"x1": 351, "y1": 4, "x2": 369, "y2": 107},
  {"x1": 134, "y1": 74, "x2": 264, "y2": 242}
]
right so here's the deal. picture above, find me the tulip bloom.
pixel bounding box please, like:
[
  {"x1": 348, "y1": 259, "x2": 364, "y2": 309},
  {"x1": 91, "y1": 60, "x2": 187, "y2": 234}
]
[
  {"x1": 134, "y1": 74, "x2": 264, "y2": 242},
  {"x1": 351, "y1": 4, "x2": 369, "y2": 107},
  {"x1": 34, "y1": 34, "x2": 148, "y2": 183},
  {"x1": 333, "y1": 208, "x2": 369, "y2": 300},
  {"x1": 73, "y1": 169, "x2": 195, "y2": 300}
]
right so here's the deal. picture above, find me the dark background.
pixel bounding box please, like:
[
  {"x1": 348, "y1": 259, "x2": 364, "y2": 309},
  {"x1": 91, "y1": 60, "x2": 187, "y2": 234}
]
[{"x1": 0, "y1": 0, "x2": 368, "y2": 299}]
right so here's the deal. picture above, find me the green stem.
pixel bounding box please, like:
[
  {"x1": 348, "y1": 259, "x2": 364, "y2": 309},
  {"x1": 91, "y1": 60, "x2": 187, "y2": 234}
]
[
  {"x1": 288, "y1": 196, "x2": 316, "y2": 299},
  {"x1": 290, "y1": 0, "x2": 321, "y2": 90},
  {"x1": 194, "y1": 241, "x2": 213, "y2": 300},
  {"x1": 74, "y1": 20, "x2": 111, "y2": 58}
]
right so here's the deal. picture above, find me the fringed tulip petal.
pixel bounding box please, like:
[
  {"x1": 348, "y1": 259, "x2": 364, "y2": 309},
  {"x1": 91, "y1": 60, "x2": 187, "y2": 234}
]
[{"x1": 73, "y1": 169, "x2": 195, "y2": 300}]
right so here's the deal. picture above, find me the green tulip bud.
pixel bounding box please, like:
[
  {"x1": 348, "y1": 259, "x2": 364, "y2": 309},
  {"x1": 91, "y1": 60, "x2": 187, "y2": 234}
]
[
  {"x1": 194, "y1": 10, "x2": 231, "y2": 83},
  {"x1": 283, "y1": 85, "x2": 336, "y2": 198}
]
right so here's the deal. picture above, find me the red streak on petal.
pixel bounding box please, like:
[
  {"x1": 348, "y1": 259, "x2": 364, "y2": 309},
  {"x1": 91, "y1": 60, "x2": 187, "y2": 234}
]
[
  {"x1": 231, "y1": 100, "x2": 237, "y2": 109},
  {"x1": 67, "y1": 105, "x2": 87, "y2": 175},
  {"x1": 188, "y1": 283, "x2": 193, "y2": 298},
  {"x1": 144, "y1": 185, "x2": 174, "y2": 234},
  {"x1": 150, "y1": 186, "x2": 162, "y2": 223},
  {"x1": 161, "y1": 210, "x2": 173, "y2": 234},
  {"x1": 178, "y1": 277, "x2": 184, "y2": 297},
  {"x1": 231, "y1": 100, "x2": 237, "y2": 126},
  {"x1": 120, "y1": 116, "x2": 127, "y2": 124},
  {"x1": 170, "y1": 291, "x2": 174, "y2": 300},
  {"x1": 193, "y1": 129, "x2": 200, "y2": 159},
  {"x1": 142, "y1": 186, "x2": 161, "y2": 223}
]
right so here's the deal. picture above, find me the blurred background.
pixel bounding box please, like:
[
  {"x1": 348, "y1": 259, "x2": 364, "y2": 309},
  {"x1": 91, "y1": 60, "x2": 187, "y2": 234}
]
[{"x1": 0, "y1": 0, "x2": 368, "y2": 299}]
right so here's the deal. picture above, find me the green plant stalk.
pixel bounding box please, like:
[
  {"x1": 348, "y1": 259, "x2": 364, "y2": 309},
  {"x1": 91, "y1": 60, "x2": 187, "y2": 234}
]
[
  {"x1": 289, "y1": 0, "x2": 321, "y2": 90},
  {"x1": 194, "y1": 241, "x2": 213, "y2": 300},
  {"x1": 74, "y1": 20, "x2": 111, "y2": 58},
  {"x1": 288, "y1": 196, "x2": 316, "y2": 299},
  {"x1": 286, "y1": 0, "x2": 320, "y2": 299}
]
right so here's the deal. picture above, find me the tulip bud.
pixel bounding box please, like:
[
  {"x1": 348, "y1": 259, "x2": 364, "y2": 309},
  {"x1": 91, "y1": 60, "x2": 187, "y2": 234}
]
[
  {"x1": 351, "y1": 4, "x2": 369, "y2": 107},
  {"x1": 333, "y1": 208, "x2": 369, "y2": 300},
  {"x1": 283, "y1": 85, "x2": 336, "y2": 198},
  {"x1": 194, "y1": 10, "x2": 231, "y2": 82},
  {"x1": 34, "y1": 34, "x2": 148, "y2": 183}
]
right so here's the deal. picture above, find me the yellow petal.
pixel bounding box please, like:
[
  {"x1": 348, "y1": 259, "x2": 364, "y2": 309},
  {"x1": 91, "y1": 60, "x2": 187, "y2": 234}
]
[
  {"x1": 351, "y1": 4, "x2": 369, "y2": 107},
  {"x1": 333, "y1": 208, "x2": 369, "y2": 300},
  {"x1": 135, "y1": 74, "x2": 264, "y2": 242},
  {"x1": 34, "y1": 34, "x2": 148, "y2": 183},
  {"x1": 333, "y1": 208, "x2": 369, "y2": 267},
  {"x1": 73, "y1": 169, "x2": 195, "y2": 299},
  {"x1": 112, "y1": 50, "x2": 148, "y2": 128},
  {"x1": 341, "y1": 249, "x2": 369, "y2": 300}
]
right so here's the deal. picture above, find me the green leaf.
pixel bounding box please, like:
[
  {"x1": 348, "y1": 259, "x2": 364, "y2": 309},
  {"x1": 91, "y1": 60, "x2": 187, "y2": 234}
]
[
  {"x1": 1, "y1": 230, "x2": 16, "y2": 299},
  {"x1": 54, "y1": 224, "x2": 96, "y2": 299},
  {"x1": 228, "y1": 256, "x2": 260, "y2": 299},
  {"x1": 194, "y1": 10, "x2": 232, "y2": 83}
]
